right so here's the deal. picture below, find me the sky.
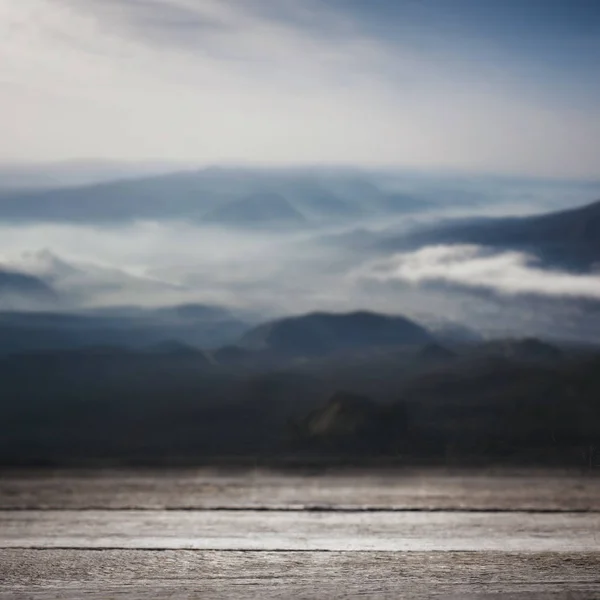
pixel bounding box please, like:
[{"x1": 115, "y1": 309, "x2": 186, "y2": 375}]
[{"x1": 1, "y1": 0, "x2": 599, "y2": 178}]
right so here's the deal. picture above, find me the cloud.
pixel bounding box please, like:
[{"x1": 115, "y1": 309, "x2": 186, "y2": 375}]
[
  {"x1": 0, "y1": 217, "x2": 459, "y2": 317},
  {"x1": 1, "y1": 0, "x2": 599, "y2": 176},
  {"x1": 2, "y1": 219, "x2": 600, "y2": 343},
  {"x1": 0, "y1": 219, "x2": 354, "y2": 310},
  {"x1": 360, "y1": 245, "x2": 600, "y2": 299}
]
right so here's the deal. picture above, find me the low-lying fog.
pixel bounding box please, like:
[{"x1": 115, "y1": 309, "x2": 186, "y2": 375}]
[{"x1": 1, "y1": 168, "x2": 599, "y2": 342}]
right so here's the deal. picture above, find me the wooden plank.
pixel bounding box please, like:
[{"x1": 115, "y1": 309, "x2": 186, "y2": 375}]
[
  {"x1": 2, "y1": 510, "x2": 599, "y2": 552},
  {"x1": 1, "y1": 550, "x2": 600, "y2": 599},
  {"x1": 3, "y1": 472, "x2": 599, "y2": 598},
  {"x1": 2, "y1": 469, "x2": 599, "y2": 511}
]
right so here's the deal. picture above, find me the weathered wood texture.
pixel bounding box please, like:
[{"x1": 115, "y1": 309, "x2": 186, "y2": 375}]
[
  {"x1": 1, "y1": 469, "x2": 599, "y2": 510},
  {"x1": 1, "y1": 550, "x2": 600, "y2": 599},
  {"x1": 2, "y1": 510, "x2": 600, "y2": 551},
  {"x1": 1, "y1": 470, "x2": 599, "y2": 598}
]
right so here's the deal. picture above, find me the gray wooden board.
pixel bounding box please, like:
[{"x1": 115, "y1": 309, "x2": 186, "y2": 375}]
[
  {"x1": 1, "y1": 550, "x2": 600, "y2": 599},
  {"x1": 1, "y1": 469, "x2": 599, "y2": 511},
  {"x1": 2, "y1": 470, "x2": 600, "y2": 598},
  {"x1": 1, "y1": 510, "x2": 600, "y2": 552}
]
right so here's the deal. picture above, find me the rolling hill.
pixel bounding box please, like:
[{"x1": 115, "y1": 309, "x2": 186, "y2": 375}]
[{"x1": 239, "y1": 311, "x2": 433, "y2": 358}]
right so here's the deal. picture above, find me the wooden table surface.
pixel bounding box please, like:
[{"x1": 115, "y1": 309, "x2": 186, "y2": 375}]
[{"x1": 1, "y1": 468, "x2": 599, "y2": 599}]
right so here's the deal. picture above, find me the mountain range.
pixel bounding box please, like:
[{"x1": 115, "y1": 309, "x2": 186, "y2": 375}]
[
  {"x1": 1, "y1": 195, "x2": 600, "y2": 349},
  {"x1": 1, "y1": 164, "x2": 599, "y2": 467},
  {"x1": 1, "y1": 315, "x2": 598, "y2": 466},
  {"x1": 0, "y1": 168, "x2": 449, "y2": 227},
  {"x1": 0, "y1": 304, "x2": 250, "y2": 355}
]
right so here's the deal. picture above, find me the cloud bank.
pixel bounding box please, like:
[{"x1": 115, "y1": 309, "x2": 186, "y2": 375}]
[
  {"x1": 362, "y1": 245, "x2": 600, "y2": 300},
  {"x1": 0, "y1": 219, "x2": 351, "y2": 311},
  {"x1": 2, "y1": 217, "x2": 600, "y2": 343}
]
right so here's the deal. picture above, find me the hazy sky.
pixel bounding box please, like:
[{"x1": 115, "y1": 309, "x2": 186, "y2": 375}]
[{"x1": 1, "y1": 0, "x2": 600, "y2": 177}]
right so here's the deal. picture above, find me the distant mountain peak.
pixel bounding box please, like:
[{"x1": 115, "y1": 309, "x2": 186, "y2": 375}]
[
  {"x1": 202, "y1": 192, "x2": 307, "y2": 227},
  {"x1": 0, "y1": 268, "x2": 58, "y2": 308},
  {"x1": 417, "y1": 342, "x2": 455, "y2": 362},
  {"x1": 240, "y1": 310, "x2": 433, "y2": 358}
]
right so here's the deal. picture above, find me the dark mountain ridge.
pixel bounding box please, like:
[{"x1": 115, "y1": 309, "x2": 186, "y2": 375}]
[
  {"x1": 239, "y1": 310, "x2": 433, "y2": 358},
  {"x1": 399, "y1": 198, "x2": 600, "y2": 270},
  {"x1": 1, "y1": 333, "x2": 599, "y2": 467},
  {"x1": 0, "y1": 269, "x2": 59, "y2": 309},
  {"x1": 0, "y1": 269, "x2": 56, "y2": 297},
  {"x1": 0, "y1": 304, "x2": 249, "y2": 355}
]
